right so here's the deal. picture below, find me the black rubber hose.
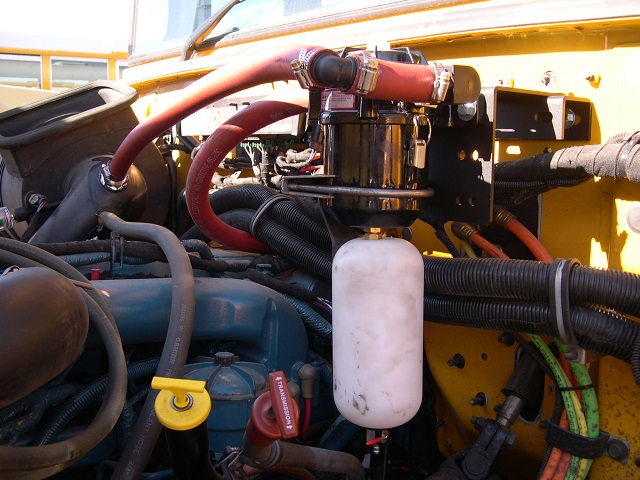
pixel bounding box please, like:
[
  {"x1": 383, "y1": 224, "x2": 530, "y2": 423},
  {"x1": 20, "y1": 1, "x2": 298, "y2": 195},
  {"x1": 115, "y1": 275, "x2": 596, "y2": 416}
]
[
  {"x1": 423, "y1": 257, "x2": 640, "y2": 318},
  {"x1": 182, "y1": 184, "x2": 332, "y2": 251},
  {"x1": 99, "y1": 213, "x2": 196, "y2": 480},
  {"x1": 0, "y1": 290, "x2": 127, "y2": 478},
  {"x1": 423, "y1": 294, "x2": 637, "y2": 362},
  {"x1": 220, "y1": 208, "x2": 332, "y2": 280},
  {"x1": 34, "y1": 358, "x2": 160, "y2": 446},
  {"x1": 0, "y1": 237, "x2": 116, "y2": 327}
]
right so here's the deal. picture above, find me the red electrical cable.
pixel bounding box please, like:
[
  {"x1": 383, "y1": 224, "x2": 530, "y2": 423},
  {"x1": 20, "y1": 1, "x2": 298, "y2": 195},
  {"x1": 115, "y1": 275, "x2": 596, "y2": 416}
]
[
  {"x1": 300, "y1": 397, "x2": 312, "y2": 439},
  {"x1": 505, "y1": 217, "x2": 554, "y2": 262}
]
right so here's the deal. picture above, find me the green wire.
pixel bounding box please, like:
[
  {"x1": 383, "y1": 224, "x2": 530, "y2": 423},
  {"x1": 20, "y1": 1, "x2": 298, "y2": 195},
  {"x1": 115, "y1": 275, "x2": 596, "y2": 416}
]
[
  {"x1": 555, "y1": 341, "x2": 600, "y2": 479},
  {"x1": 529, "y1": 335, "x2": 580, "y2": 480}
]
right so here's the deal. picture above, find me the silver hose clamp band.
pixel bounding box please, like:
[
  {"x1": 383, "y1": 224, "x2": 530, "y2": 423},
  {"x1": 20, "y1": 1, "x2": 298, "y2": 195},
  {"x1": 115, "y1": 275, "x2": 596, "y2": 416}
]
[
  {"x1": 291, "y1": 48, "x2": 323, "y2": 90},
  {"x1": 353, "y1": 50, "x2": 379, "y2": 95},
  {"x1": 99, "y1": 164, "x2": 129, "y2": 192},
  {"x1": 430, "y1": 63, "x2": 451, "y2": 103}
]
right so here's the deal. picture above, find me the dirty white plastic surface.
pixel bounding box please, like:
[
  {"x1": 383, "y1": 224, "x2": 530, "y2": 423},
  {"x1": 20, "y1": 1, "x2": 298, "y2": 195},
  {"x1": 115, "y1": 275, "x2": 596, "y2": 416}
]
[{"x1": 332, "y1": 236, "x2": 424, "y2": 429}]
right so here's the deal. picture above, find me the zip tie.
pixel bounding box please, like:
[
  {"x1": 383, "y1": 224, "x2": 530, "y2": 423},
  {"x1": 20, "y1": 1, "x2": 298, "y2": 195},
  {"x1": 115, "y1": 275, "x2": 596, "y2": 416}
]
[
  {"x1": 548, "y1": 258, "x2": 581, "y2": 347},
  {"x1": 549, "y1": 383, "x2": 594, "y2": 393},
  {"x1": 249, "y1": 194, "x2": 292, "y2": 238}
]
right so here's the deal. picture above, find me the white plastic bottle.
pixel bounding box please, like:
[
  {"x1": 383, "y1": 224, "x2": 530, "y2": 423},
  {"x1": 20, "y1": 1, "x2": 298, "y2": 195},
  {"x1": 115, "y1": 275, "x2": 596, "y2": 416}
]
[{"x1": 332, "y1": 235, "x2": 424, "y2": 429}]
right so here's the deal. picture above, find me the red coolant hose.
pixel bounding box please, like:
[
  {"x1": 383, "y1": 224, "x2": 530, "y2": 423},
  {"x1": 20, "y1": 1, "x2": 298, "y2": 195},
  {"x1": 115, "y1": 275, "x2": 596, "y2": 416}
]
[
  {"x1": 109, "y1": 46, "x2": 438, "y2": 250},
  {"x1": 186, "y1": 89, "x2": 309, "y2": 252},
  {"x1": 108, "y1": 47, "x2": 436, "y2": 181},
  {"x1": 107, "y1": 46, "x2": 319, "y2": 180}
]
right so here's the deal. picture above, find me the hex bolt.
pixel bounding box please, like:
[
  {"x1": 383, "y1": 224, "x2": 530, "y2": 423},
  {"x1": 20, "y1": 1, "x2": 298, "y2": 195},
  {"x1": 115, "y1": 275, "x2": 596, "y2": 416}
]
[
  {"x1": 470, "y1": 392, "x2": 488, "y2": 407},
  {"x1": 447, "y1": 354, "x2": 465, "y2": 369}
]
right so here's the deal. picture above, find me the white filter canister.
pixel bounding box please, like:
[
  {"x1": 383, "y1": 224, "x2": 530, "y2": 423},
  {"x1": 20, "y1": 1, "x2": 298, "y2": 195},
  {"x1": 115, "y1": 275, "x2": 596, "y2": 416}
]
[{"x1": 332, "y1": 236, "x2": 424, "y2": 429}]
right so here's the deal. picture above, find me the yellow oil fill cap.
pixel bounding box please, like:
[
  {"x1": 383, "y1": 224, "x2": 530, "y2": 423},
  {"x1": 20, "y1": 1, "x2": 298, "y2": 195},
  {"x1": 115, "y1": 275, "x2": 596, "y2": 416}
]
[{"x1": 151, "y1": 376, "x2": 212, "y2": 431}]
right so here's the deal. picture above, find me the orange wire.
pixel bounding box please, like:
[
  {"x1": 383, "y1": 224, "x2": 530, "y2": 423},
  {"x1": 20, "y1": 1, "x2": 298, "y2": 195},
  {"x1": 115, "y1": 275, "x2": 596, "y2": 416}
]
[
  {"x1": 540, "y1": 409, "x2": 570, "y2": 480},
  {"x1": 505, "y1": 218, "x2": 554, "y2": 262},
  {"x1": 469, "y1": 234, "x2": 510, "y2": 259},
  {"x1": 495, "y1": 217, "x2": 577, "y2": 479}
]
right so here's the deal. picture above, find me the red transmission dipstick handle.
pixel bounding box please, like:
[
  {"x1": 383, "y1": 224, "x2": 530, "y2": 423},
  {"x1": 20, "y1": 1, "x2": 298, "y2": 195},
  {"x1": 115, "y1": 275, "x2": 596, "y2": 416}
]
[{"x1": 246, "y1": 371, "x2": 300, "y2": 447}]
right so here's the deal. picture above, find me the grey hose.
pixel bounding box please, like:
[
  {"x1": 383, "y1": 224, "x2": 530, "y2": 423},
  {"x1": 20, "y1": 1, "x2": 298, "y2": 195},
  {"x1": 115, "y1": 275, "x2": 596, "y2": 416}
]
[
  {"x1": 0, "y1": 288, "x2": 127, "y2": 479},
  {"x1": 250, "y1": 441, "x2": 365, "y2": 480},
  {"x1": 98, "y1": 212, "x2": 196, "y2": 480}
]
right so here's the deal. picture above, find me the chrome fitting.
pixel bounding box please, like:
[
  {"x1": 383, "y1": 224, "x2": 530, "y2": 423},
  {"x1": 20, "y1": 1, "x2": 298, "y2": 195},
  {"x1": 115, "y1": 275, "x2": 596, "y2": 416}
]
[
  {"x1": 430, "y1": 63, "x2": 451, "y2": 103},
  {"x1": 353, "y1": 50, "x2": 379, "y2": 95},
  {"x1": 291, "y1": 58, "x2": 314, "y2": 90},
  {"x1": 99, "y1": 163, "x2": 129, "y2": 192},
  {"x1": 291, "y1": 48, "x2": 321, "y2": 90}
]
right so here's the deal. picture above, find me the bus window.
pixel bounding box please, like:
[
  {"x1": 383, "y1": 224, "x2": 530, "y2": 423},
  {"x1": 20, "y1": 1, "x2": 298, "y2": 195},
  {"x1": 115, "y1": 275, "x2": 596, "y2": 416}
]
[
  {"x1": 0, "y1": 53, "x2": 41, "y2": 89},
  {"x1": 50, "y1": 57, "x2": 109, "y2": 91}
]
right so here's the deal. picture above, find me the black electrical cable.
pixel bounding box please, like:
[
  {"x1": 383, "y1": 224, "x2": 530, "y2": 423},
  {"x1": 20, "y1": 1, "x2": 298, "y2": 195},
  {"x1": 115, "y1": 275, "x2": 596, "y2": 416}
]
[
  {"x1": 420, "y1": 218, "x2": 461, "y2": 257},
  {"x1": 33, "y1": 358, "x2": 160, "y2": 446},
  {"x1": 33, "y1": 239, "x2": 253, "y2": 274},
  {"x1": 0, "y1": 237, "x2": 117, "y2": 327}
]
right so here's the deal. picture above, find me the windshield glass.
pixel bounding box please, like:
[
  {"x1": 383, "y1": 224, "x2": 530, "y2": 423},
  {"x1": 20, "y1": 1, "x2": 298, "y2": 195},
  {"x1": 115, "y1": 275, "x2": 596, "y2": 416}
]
[{"x1": 131, "y1": 0, "x2": 369, "y2": 57}]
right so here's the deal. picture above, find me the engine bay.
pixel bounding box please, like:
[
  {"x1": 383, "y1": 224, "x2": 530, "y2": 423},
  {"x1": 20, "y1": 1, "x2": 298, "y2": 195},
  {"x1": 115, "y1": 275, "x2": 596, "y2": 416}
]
[{"x1": 1, "y1": 19, "x2": 640, "y2": 480}]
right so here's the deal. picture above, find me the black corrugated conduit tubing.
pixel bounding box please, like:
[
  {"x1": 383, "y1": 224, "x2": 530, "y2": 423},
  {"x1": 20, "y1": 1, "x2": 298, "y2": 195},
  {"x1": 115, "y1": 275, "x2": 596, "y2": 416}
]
[
  {"x1": 423, "y1": 294, "x2": 637, "y2": 362},
  {"x1": 98, "y1": 212, "x2": 196, "y2": 480},
  {"x1": 218, "y1": 209, "x2": 332, "y2": 281},
  {"x1": 182, "y1": 185, "x2": 332, "y2": 252},
  {"x1": 422, "y1": 256, "x2": 640, "y2": 318},
  {"x1": 34, "y1": 358, "x2": 160, "y2": 446}
]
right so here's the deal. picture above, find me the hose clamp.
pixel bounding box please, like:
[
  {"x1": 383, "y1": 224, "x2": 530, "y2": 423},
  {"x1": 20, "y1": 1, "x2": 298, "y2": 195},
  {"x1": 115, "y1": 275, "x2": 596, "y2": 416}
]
[
  {"x1": 616, "y1": 130, "x2": 640, "y2": 177},
  {"x1": 292, "y1": 48, "x2": 322, "y2": 90},
  {"x1": 351, "y1": 50, "x2": 379, "y2": 95},
  {"x1": 430, "y1": 63, "x2": 451, "y2": 103},
  {"x1": 99, "y1": 163, "x2": 128, "y2": 192},
  {"x1": 548, "y1": 258, "x2": 585, "y2": 362}
]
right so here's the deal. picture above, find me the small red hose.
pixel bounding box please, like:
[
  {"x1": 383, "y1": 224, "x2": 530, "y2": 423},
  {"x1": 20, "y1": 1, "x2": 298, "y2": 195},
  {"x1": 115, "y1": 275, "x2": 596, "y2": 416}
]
[
  {"x1": 505, "y1": 217, "x2": 554, "y2": 262},
  {"x1": 469, "y1": 234, "x2": 510, "y2": 259}
]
